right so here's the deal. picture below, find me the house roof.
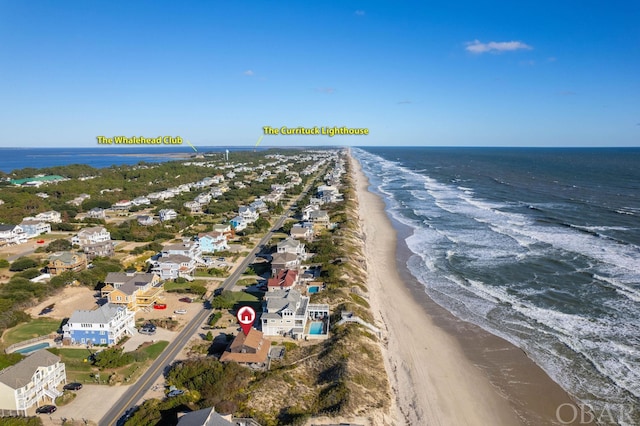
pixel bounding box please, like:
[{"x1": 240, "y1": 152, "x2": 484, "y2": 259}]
[
  {"x1": 78, "y1": 226, "x2": 108, "y2": 236},
  {"x1": 220, "y1": 329, "x2": 270, "y2": 364},
  {"x1": 264, "y1": 289, "x2": 307, "y2": 315},
  {"x1": 0, "y1": 349, "x2": 61, "y2": 389},
  {"x1": 0, "y1": 224, "x2": 19, "y2": 232},
  {"x1": 277, "y1": 237, "x2": 300, "y2": 250},
  {"x1": 48, "y1": 251, "x2": 85, "y2": 265},
  {"x1": 267, "y1": 269, "x2": 298, "y2": 289},
  {"x1": 104, "y1": 272, "x2": 157, "y2": 295},
  {"x1": 158, "y1": 254, "x2": 192, "y2": 264},
  {"x1": 271, "y1": 252, "x2": 298, "y2": 264},
  {"x1": 176, "y1": 407, "x2": 234, "y2": 426},
  {"x1": 68, "y1": 303, "x2": 128, "y2": 325}
]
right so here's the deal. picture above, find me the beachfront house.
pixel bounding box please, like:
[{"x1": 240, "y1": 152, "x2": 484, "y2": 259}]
[
  {"x1": 290, "y1": 223, "x2": 313, "y2": 241},
  {"x1": 261, "y1": 289, "x2": 309, "y2": 338},
  {"x1": 267, "y1": 269, "x2": 299, "y2": 292},
  {"x1": 219, "y1": 328, "x2": 271, "y2": 367},
  {"x1": 62, "y1": 303, "x2": 136, "y2": 346},
  {"x1": 101, "y1": 272, "x2": 164, "y2": 311},
  {"x1": 276, "y1": 237, "x2": 306, "y2": 260},
  {"x1": 270, "y1": 252, "x2": 300, "y2": 276},
  {"x1": 0, "y1": 349, "x2": 66, "y2": 416},
  {"x1": 47, "y1": 252, "x2": 87, "y2": 276}
]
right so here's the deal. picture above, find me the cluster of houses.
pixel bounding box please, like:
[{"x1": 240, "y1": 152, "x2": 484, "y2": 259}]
[{"x1": 0, "y1": 150, "x2": 347, "y2": 416}]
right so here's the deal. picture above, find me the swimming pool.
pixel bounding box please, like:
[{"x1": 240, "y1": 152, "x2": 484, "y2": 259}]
[
  {"x1": 308, "y1": 286, "x2": 320, "y2": 294},
  {"x1": 15, "y1": 341, "x2": 50, "y2": 355},
  {"x1": 309, "y1": 322, "x2": 324, "y2": 335}
]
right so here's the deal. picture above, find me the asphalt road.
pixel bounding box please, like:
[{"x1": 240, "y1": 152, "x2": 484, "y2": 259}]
[{"x1": 101, "y1": 174, "x2": 321, "y2": 425}]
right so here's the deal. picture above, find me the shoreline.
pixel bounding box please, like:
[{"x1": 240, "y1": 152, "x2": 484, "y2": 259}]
[{"x1": 350, "y1": 152, "x2": 582, "y2": 425}]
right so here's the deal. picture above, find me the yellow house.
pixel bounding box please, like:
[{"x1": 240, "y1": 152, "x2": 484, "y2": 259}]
[
  {"x1": 101, "y1": 272, "x2": 164, "y2": 311},
  {"x1": 47, "y1": 252, "x2": 87, "y2": 276}
]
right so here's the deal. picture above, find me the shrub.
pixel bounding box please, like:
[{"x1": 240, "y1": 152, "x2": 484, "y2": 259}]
[{"x1": 9, "y1": 257, "x2": 38, "y2": 272}]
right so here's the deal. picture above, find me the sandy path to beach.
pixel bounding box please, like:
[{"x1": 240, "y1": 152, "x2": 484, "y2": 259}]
[{"x1": 352, "y1": 155, "x2": 522, "y2": 426}]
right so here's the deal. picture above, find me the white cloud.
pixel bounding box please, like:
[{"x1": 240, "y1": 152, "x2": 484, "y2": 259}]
[
  {"x1": 355, "y1": 10, "x2": 365, "y2": 16},
  {"x1": 243, "y1": 70, "x2": 255, "y2": 76},
  {"x1": 465, "y1": 39, "x2": 533, "y2": 54}
]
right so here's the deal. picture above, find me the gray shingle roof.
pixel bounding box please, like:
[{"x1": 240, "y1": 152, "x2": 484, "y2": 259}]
[
  {"x1": 0, "y1": 349, "x2": 61, "y2": 389},
  {"x1": 68, "y1": 303, "x2": 125, "y2": 324}
]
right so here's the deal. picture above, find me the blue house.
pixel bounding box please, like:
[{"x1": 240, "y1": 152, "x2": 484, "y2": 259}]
[
  {"x1": 62, "y1": 304, "x2": 135, "y2": 346},
  {"x1": 197, "y1": 232, "x2": 228, "y2": 253}
]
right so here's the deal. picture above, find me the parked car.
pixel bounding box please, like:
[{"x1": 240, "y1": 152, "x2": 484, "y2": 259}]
[
  {"x1": 167, "y1": 389, "x2": 184, "y2": 397},
  {"x1": 139, "y1": 326, "x2": 156, "y2": 335},
  {"x1": 178, "y1": 297, "x2": 193, "y2": 303},
  {"x1": 36, "y1": 405, "x2": 57, "y2": 414},
  {"x1": 63, "y1": 382, "x2": 83, "y2": 391},
  {"x1": 174, "y1": 309, "x2": 187, "y2": 315}
]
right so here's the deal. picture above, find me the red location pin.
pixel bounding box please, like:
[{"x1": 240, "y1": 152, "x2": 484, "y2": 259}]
[{"x1": 237, "y1": 306, "x2": 256, "y2": 336}]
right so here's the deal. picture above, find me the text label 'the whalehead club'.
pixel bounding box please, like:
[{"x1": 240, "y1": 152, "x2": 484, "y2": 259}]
[
  {"x1": 262, "y1": 126, "x2": 369, "y2": 137},
  {"x1": 96, "y1": 136, "x2": 184, "y2": 144}
]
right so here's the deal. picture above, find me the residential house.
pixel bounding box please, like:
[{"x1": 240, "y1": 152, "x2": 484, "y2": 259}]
[
  {"x1": 151, "y1": 255, "x2": 196, "y2": 281},
  {"x1": 276, "y1": 237, "x2": 306, "y2": 260},
  {"x1": 238, "y1": 206, "x2": 259, "y2": 223},
  {"x1": 137, "y1": 215, "x2": 156, "y2": 226},
  {"x1": 101, "y1": 272, "x2": 163, "y2": 310},
  {"x1": 301, "y1": 205, "x2": 318, "y2": 221},
  {"x1": 212, "y1": 224, "x2": 234, "y2": 240},
  {"x1": 62, "y1": 303, "x2": 135, "y2": 345},
  {"x1": 219, "y1": 328, "x2": 271, "y2": 366},
  {"x1": 176, "y1": 407, "x2": 237, "y2": 426},
  {"x1": 229, "y1": 216, "x2": 247, "y2": 232},
  {"x1": 197, "y1": 232, "x2": 228, "y2": 253},
  {"x1": 270, "y1": 252, "x2": 300, "y2": 276},
  {"x1": 0, "y1": 224, "x2": 27, "y2": 245},
  {"x1": 194, "y1": 193, "x2": 211, "y2": 205},
  {"x1": 86, "y1": 207, "x2": 106, "y2": 219},
  {"x1": 261, "y1": 289, "x2": 309, "y2": 337},
  {"x1": 47, "y1": 252, "x2": 87, "y2": 276},
  {"x1": 159, "y1": 209, "x2": 177, "y2": 222},
  {"x1": 183, "y1": 201, "x2": 202, "y2": 213},
  {"x1": 162, "y1": 240, "x2": 202, "y2": 260},
  {"x1": 290, "y1": 223, "x2": 313, "y2": 241},
  {"x1": 132, "y1": 196, "x2": 151, "y2": 206},
  {"x1": 35, "y1": 211, "x2": 62, "y2": 223},
  {"x1": 83, "y1": 241, "x2": 114, "y2": 260},
  {"x1": 72, "y1": 226, "x2": 111, "y2": 247},
  {"x1": 112, "y1": 200, "x2": 132, "y2": 211},
  {"x1": 249, "y1": 199, "x2": 268, "y2": 214},
  {"x1": 0, "y1": 350, "x2": 66, "y2": 416},
  {"x1": 309, "y1": 210, "x2": 331, "y2": 229},
  {"x1": 267, "y1": 269, "x2": 299, "y2": 292},
  {"x1": 19, "y1": 220, "x2": 51, "y2": 238}
]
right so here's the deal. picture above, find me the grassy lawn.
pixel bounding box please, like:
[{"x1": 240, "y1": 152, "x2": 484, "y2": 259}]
[
  {"x1": 237, "y1": 278, "x2": 258, "y2": 286},
  {"x1": 49, "y1": 341, "x2": 170, "y2": 384},
  {"x1": 164, "y1": 281, "x2": 192, "y2": 292},
  {"x1": 1, "y1": 318, "x2": 61, "y2": 349}
]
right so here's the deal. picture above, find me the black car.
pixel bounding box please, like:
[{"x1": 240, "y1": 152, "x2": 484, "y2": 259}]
[
  {"x1": 63, "y1": 382, "x2": 83, "y2": 391},
  {"x1": 36, "y1": 405, "x2": 57, "y2": 414}
]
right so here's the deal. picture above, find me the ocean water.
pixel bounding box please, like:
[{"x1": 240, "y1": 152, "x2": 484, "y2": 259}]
[
  {"x1": 354, "y1": 147, "x2": 640, "y2": 425},
  {"x1": 0, "y1": 146, "x2": 255, "y2": 173}
]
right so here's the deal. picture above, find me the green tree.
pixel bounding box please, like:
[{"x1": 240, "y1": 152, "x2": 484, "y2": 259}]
[
  {"x1": 0, "y1": 259, "x2": 10, "y2": 269},
  {"x1": 9, "y1": 257, "x2": 38, "y2": 272},
  {"x1": 45, "y1": 238, "x2": 72, "y2": 252}
]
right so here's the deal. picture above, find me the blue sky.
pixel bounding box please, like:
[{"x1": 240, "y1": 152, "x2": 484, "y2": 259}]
[{"x1": 0, "y1": 1, "x2": 638, "y2": 147}]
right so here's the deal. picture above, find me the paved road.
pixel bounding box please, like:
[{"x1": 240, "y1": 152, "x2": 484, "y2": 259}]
[{"x1": 101, "y1": 173, "x2": 322, "y2": 425}]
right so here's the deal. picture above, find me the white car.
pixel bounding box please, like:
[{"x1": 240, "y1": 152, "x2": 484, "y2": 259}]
[{"x1": 174, "y1": 309, "x2": 187, "y2": 315}]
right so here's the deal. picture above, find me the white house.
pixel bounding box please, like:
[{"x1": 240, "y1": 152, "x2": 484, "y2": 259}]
[
  {"x1": 290, "y1": 223, "x2": 313, "y2": 240},
  {"x1": 151, "y1": 254, "x2": 196, "y2": 280},
  {"x1": 261, "y1": 289, "x2": 309, "y2": 337},
  {"x1": 35, "y1": 211, "x2": 62, "y2": 223},
  {"x1": 158, "y1": 209, "x2": 177, "y2": 222},
  {"x1": 229, "y1": 216, "x2": 247, "y2": 232},
  {"x1": 0, "y1": 350, "x2": 66, "y2": 416},
  {"x1": 19, "y1": 220, "x2": 51, "y2": 238},
  {"x1": 86, "y1": 207, "x2": 106, "y2": 219},
  {"x1": 62, "y1": 303, "x2": 135, "y2": 346},
  {"x1": 132, "y1": 196, "x2": 151, "y2": 206},
  {"x1": 184, "y1": 201, "x2": 202, "y2": 213},
  {"x1": 277, "y1": 237, "x2": 307, "y2": 260},
  {"x1": 72, "y1": 226, "x2": 111, "y2": 247},
  {"x1": 238, "y1": 206, "x2": 259, "y2": 223},
  {"x1": 0, "y1": 225, "x2": 27, "y2": 245}
]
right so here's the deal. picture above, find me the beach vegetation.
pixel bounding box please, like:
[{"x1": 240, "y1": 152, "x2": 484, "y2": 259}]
[{"x1": 9, "y1": 257, "x2": 38, "y2": 272}]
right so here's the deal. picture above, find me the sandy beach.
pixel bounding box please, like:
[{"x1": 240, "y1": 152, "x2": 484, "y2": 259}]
[{"x1": 351, "y1": 153, "x2": 581, "y2": 425}]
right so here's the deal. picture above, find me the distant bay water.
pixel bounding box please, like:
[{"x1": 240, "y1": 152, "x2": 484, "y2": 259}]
[
  {"x1": 354, "y1": 147, "x2": 640, "y2": 425},
  {"x1": 1, "y1": 146, "x2": 257, "y2": 173}
]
